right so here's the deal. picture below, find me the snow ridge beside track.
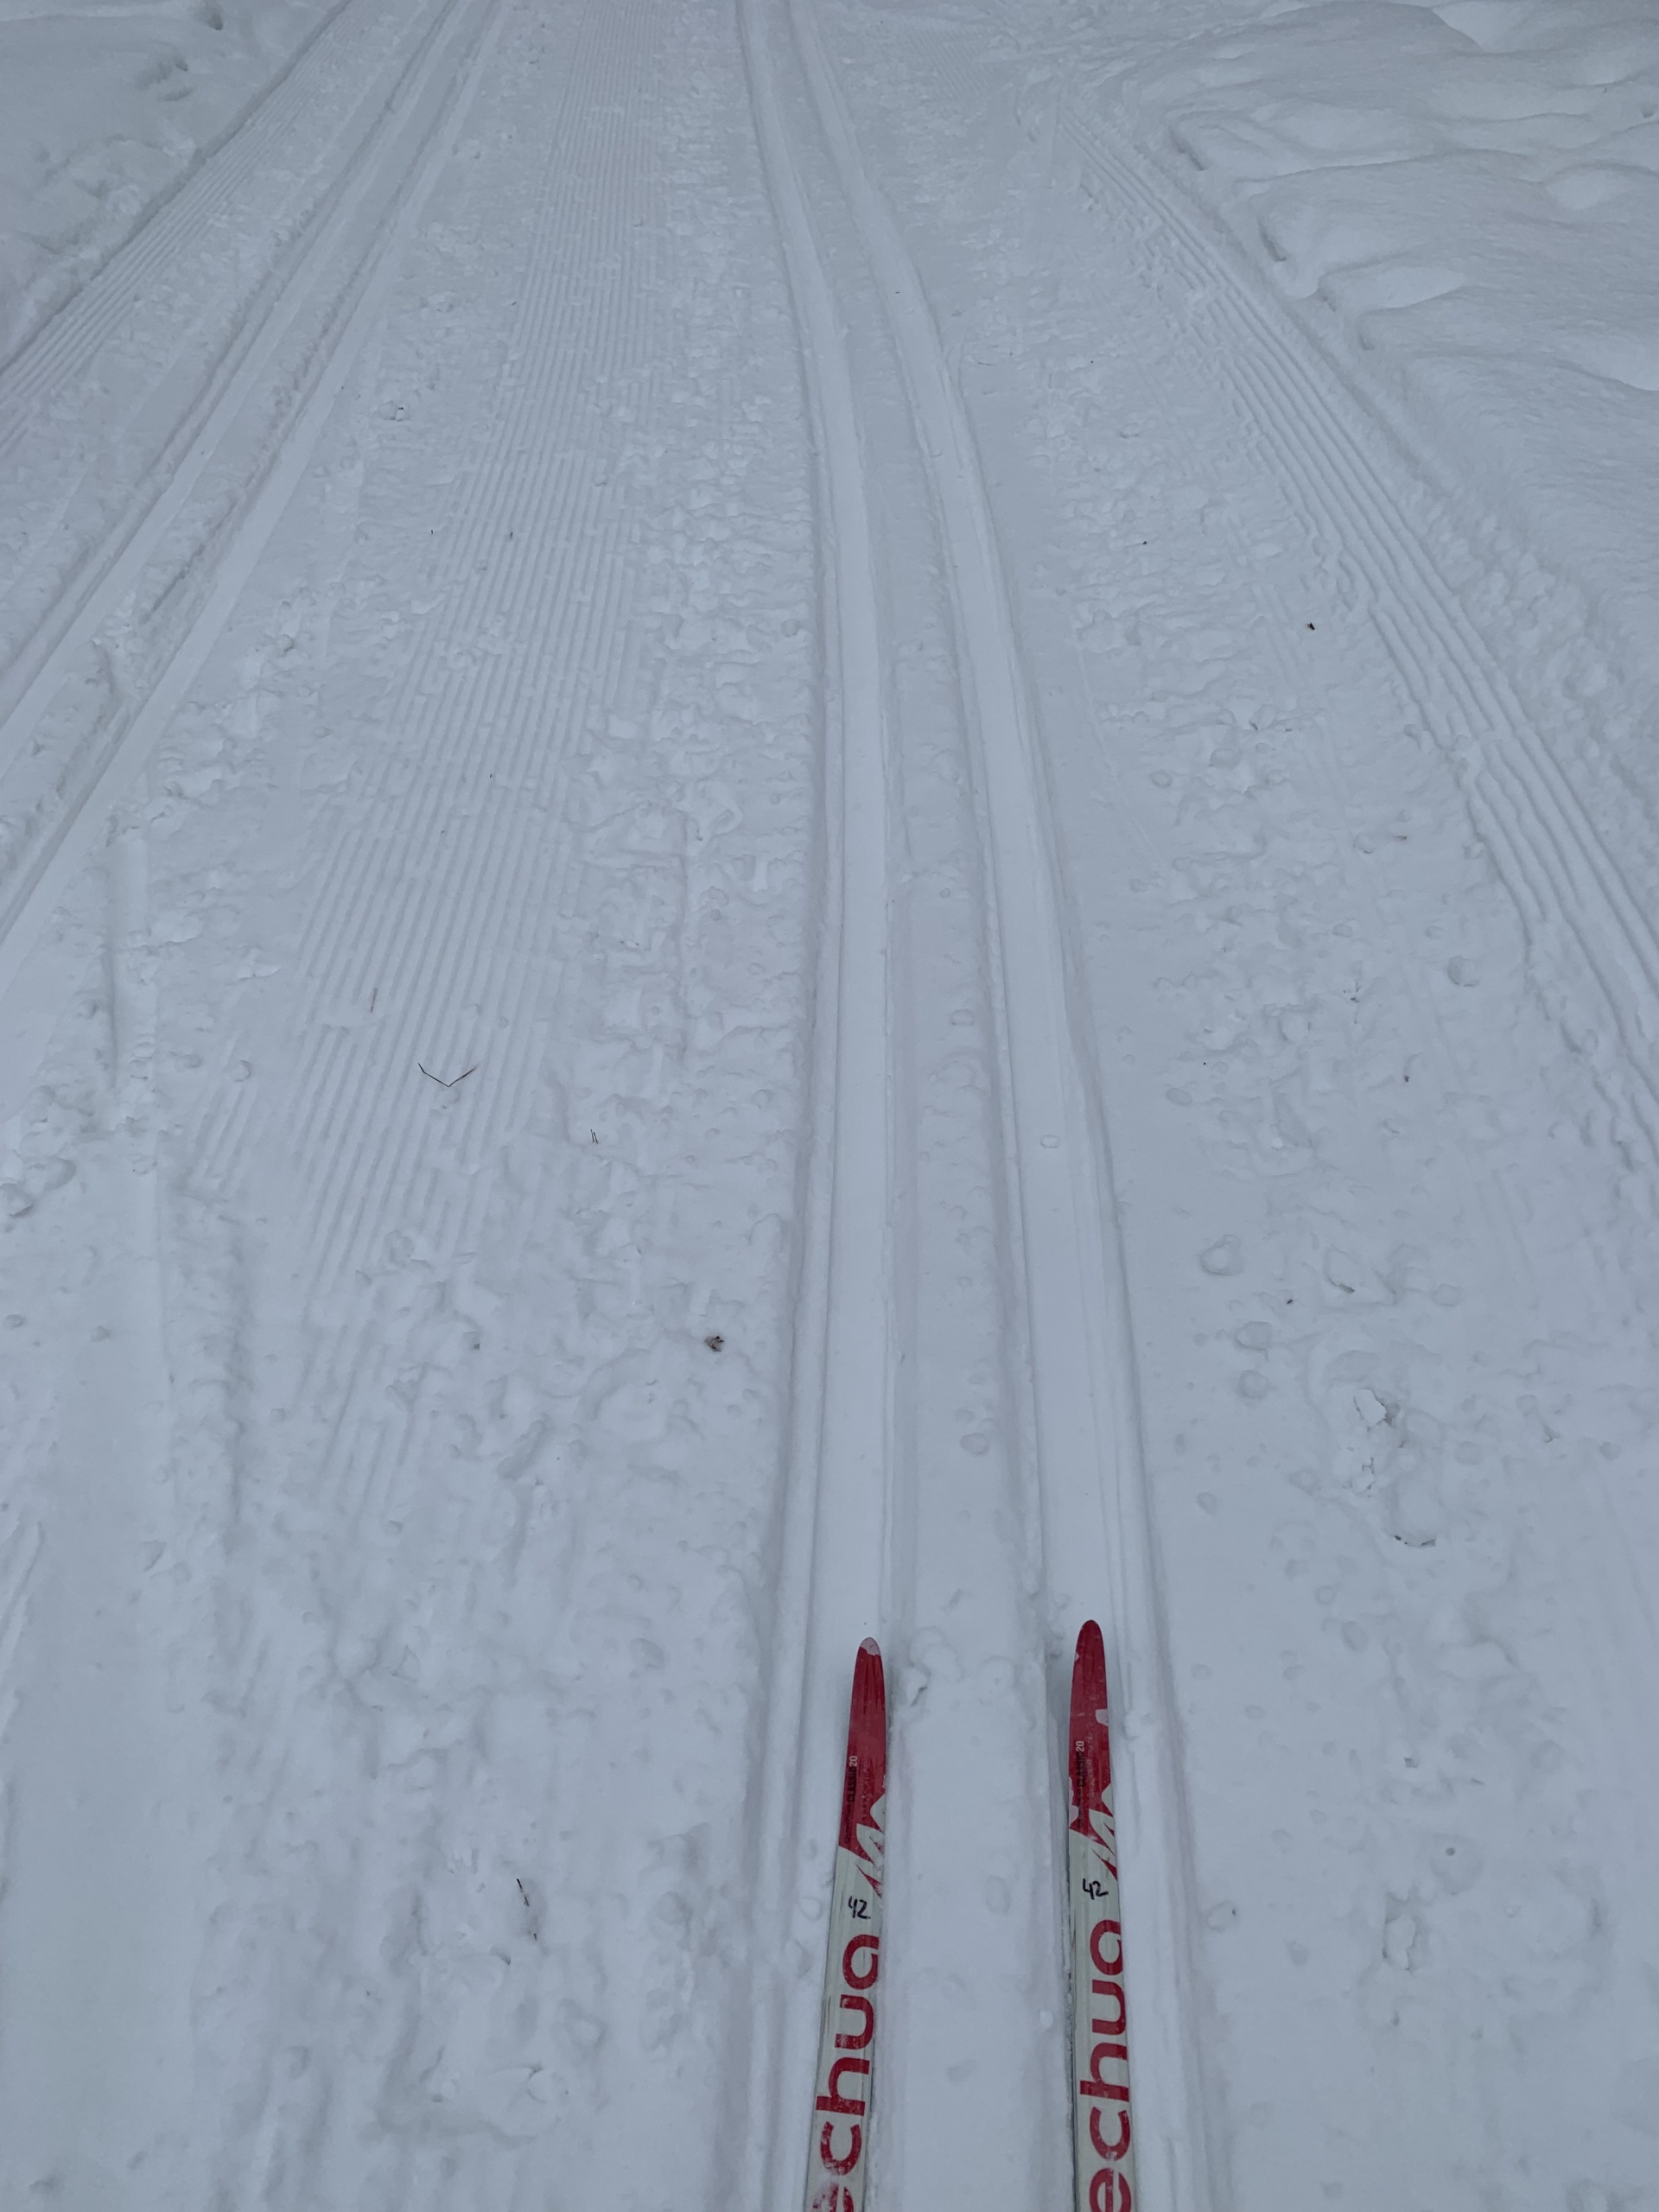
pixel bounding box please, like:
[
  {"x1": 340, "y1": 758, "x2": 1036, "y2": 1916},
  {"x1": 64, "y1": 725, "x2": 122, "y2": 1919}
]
[
  {"x1": 0, "y1": 0, "x2": 452, "y2": 707},
  {"x1": 3, "y1": 0, "x2": 372, "y2": 400},
  {"x1": 0, "y1": 0, "x2": 505, "y2": 1114},
  {"x1": 734, "y1": 0, "x2": 894, "y2": 2203},
  {"x1": 1058, "y1": 105, "x2": 1659, "y2": 1170}
]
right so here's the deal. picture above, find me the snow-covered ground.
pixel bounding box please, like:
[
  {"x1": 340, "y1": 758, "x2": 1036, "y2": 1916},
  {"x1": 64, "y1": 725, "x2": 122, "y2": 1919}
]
[
  {"x1": 0, "y1": 0, "x2": 344, "y2": 364},
  {"x1": 1096, "y1": 0, "x2": 1659, "y2": 685},
  {"x1": 3, "y1": 0, "x2": 1657, "y2": 2206}
]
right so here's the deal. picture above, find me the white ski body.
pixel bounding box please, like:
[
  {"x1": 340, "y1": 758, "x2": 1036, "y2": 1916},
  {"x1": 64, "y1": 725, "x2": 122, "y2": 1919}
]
[
  {"x1": 1070, "y1": 1620, "x2": 1137, "y2": 2212},
  {"x1": 805, "y1": 1638, "x2": 886, "y2": 2212}
]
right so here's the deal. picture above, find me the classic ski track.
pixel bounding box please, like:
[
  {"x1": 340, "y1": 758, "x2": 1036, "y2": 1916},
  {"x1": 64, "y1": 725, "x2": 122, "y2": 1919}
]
[
  {"x1": 1058, "y1": 106, "x2": 1659, "y2": 1160},
  {"x1": 789, "y1": 10, "x2": 1221, "y2": 2207},
  {"x1": 0, "y1": 0, "x2": 505, "y2": 1114},
  {"x1": 0, "y1": 0, "x2": 372, "y2": 394},
  {"x1": 0, "y1": 0, "x2": 451, "y2": 707},
  {"x1": 735, "y1": 1, "x2": 894, "y2": 2204},
  {"x1": 731, "y1": 1, "x2": 1222, "y2": 2200},
  {"x1": 0, "y1": 0, "x2": 465, "y2": 754}
]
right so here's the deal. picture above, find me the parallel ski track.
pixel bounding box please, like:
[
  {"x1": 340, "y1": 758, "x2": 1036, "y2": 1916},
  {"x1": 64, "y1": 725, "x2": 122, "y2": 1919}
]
[
  {"x1": 1059, "y1": 107, "x2": 1659, "y2": 1162},
  {"x1": 186, "y1": 13, "x2": 768, "y2": 2189},
  {"x1": 795, "y1": 22, "x2": 1221, "y2": 2210},
  {"x1": 0, "y1": 0, "x2": 447, "y2": 708},
  {"x1": 0, "y1": 0, "x2": 462, "y2": 757},
  {"x1": 284, "y1": 0, "x2": 663, "y2": 1301},
  {"x1": 202, "y1": 0, "x2": 670, "y2": 1972},
  {"x1": 0, "y1": 0, "x2": 504, "y2": 1094},
  {"x1": 0, "y1": 0, "x2": 370, "y2": 393},
  {"x1": 738, "y1": 3, "x2": 1220, "y2": 2203},
  {"x1": 735, "y1": 0, "x2": 894, "y2": 2202}
]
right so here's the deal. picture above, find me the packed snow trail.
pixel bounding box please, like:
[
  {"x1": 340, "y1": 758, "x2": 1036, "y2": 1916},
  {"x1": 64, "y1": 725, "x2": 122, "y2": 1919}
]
[
  {"x1": 741, "y1": 3, "x2": 1215, "y2": 2200},
  {"x1": 4, "y1": 1, "x2": 1659, "y2": 2207},
  {"x1": 0, "y1": 0, "x2": 507, "y2": 1112}
]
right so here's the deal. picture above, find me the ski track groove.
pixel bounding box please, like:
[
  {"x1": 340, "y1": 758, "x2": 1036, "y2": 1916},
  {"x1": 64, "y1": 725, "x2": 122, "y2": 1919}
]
[
  {"x1": 1060, "y1": 108, "x2": 1659, "y2": 1159},
  {"x1": 193, "y1": 0, "x2": 657, "y2": 1652},
  {"x1": 295, "y1": 493, "x2": 628, "y2": 1286},
  {"x1": 734, "y1": 0, "x2": 894, "y2": 2204},
  {"x1": 284, "y1": 451, "x2": 605, "y2": 1096},
  {"x1": 0, "y1": 0, "x2": 372, "y2": 400},
  {"x1": 188, "y1": 16, "x2": 674, "y2": 2172},
  {"x1": 283, "y1": 1, "x2": 632, "y2": 1014},
  {"x1": 0, "y1": 0, "x2": 506, "y2": 1050},
  {"x1": 735, "y1": 1, "x2": 1222, "y2": 2201},
  {"x1": 0, "y1": 0, "x2": 459, "y2": 727},
  {"x1": 321, "y1": 474, "x2": 623, "y2": 1050},
  {"x1": 284, "y1": 3, "x2": 660, "y2": 1296},
  {"x1": 0, "y1": 1518, "x2": 45, "y2": 1760},
  {"x1": 791, "y1": 11, "x2": 1221, "y2": 2206}
]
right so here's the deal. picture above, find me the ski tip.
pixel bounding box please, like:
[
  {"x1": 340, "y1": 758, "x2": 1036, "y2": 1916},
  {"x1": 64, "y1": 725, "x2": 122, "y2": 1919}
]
[
  {"x1": 1070, "y1": 1619, "x2": 1110, "y2": 1737},
  {"x1": 842, "y1": 1637, "x2": 887, "y2": 1859},
  {"x1": 851, "y1": 1638, "x2": 886, "y2": 1733},
  {"x1": 1069, "y1": 1619, "x2": 1112, "y2": 1831}
]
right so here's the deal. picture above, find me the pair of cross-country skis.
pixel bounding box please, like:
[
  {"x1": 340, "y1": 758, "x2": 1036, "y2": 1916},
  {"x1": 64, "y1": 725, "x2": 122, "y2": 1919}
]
[{"x1": 804, "y1": 1625, "x2": 1134, "y2": 2212}]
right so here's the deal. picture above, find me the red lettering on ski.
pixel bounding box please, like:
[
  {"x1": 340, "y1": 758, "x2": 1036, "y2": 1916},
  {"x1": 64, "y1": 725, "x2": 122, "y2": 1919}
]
[
  {"x1": 805, "y1": 1641, "x2": 887, "y2": 2212},
  {"x1": 1069, "y1": 1622, "x2": 1138, "y2": 2212}
]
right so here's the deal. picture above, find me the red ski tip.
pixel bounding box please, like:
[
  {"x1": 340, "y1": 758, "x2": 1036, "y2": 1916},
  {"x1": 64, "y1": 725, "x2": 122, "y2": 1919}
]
[
  {"x1": 1068, "y1": 1619, "x2": 1112, "y2": 1838},
  {"x1": 839, "y1": 1639, "x2": 887, "y2": 1862}
]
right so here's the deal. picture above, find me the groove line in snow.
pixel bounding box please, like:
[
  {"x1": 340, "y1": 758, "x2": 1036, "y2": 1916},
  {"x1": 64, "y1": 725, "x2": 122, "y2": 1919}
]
[
  {"x1": 1059, "y1": 108, "x2": 1659, "y2": 1160},
  {"x1": 198, "y1": 0, "x2": 663, "y2": 1706},
  {"x1": 177, "y1": 17, "x2": 692, "y2": 2175},
  {"x1": 294, "y1": 493, "x2": 631, "y2": 1287},
  {"x1": 735, "y1": 0, "x2": 1222, "y2": 2200},
  {"x1": 276, "y1": 0, "x2": 665, "y2": 1294},
  {"x1": 280, "y1": 3, "x2": 644, "y2": 980},
  {"x1": 0, "y1": 0, "x2": 375, "y2": 396},
  {"x1": 788, "y1": 12, "x2": 1222, "y2": 2205},
  {"x1": 0, "y1": 0, "x2": 460, "y2": 732},
  {"x1": 0, "y1": 0, "x2": 507, "y2": 1115},
  {"x1": 735, "y1": 0, "x2": 894, "y2": 2204}
]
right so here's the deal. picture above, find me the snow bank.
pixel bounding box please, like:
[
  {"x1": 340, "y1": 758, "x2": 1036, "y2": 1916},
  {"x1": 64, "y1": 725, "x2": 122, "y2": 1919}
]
[
  {"x1": 1090, "y1": 0, "x2": 1659, "y2": 683},
  {"x1": 0, "y1": 0, "x2": 339, "y2": 363}
]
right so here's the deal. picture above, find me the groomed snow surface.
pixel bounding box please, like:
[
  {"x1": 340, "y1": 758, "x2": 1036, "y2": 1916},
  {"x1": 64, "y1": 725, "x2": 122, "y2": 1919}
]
[{"x1": 3, "y1": 0, "x2": 1657, "y2": 2203}]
